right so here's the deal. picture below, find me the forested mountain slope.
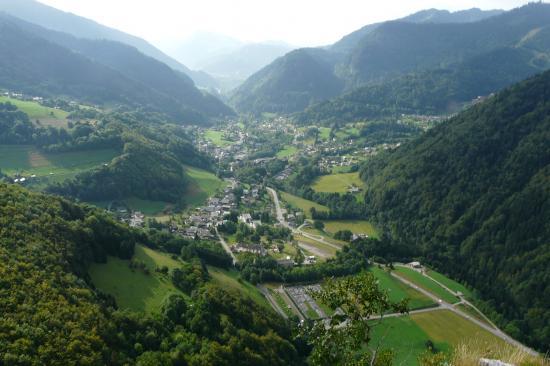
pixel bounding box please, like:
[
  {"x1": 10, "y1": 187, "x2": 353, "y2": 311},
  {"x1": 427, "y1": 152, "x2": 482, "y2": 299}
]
[
  {"x1": 297, "y1": 46, "x2": 547, "y2": 124},
  {"x1": 360, "y1": 71, "x2": 550, "y2": 352},
  {"x1": 0, "y1": 0, "x2": 219, "y2": 88},
  {"x1": 0, "y1": 15, "x2": 233, "y2": 123},
  {"x1": 232, "y1": 3, "x2": 550, "y2": 115},
  {"x1": 0, "y1": 183, "x2": 303, "y2": 364}
]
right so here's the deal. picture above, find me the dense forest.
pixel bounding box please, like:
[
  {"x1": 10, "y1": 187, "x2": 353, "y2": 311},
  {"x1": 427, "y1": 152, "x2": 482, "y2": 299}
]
[
  {"x1": 0, "y1": 14, "x2": 233, "y2": 124},
  {"x1": 0, "y1": 183, "x2": 306, "y2": 365},
  {"x1": 360, "y1": 71, "x2": 550, "y2": 352},
  {"x1": 296, "y1": 46, "x2": 545, "y2": 124}
]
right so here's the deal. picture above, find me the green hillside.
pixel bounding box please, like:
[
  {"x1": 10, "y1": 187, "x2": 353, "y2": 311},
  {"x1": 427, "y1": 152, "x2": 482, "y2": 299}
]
[{"x1": 360, "y1": 70, "x2": 550, "y2": 352}]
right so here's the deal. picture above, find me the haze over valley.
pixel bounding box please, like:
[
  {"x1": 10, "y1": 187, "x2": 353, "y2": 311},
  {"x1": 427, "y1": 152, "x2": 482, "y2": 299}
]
[{"x1": 0, "y1": 1, "x2": 548, "y2": 365}]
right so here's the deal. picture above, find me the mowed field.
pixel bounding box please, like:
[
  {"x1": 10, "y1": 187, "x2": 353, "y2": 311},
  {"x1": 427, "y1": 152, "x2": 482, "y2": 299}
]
[
  {"x1": 370, "y1": 310, "x2": 506, "y2": 365},
  {"x1": 369, "y1": 267, "x2": 435, "y2": 310},
  {"x1": 183, "y1": 165, "x2": 225, "y2": 207},
  {"x1": 0, "y1": 145, "x2": 118, "y2": 184},
  {"x1": 207, "y1": 266, "x2": 270, "y2": 309},
  {"x1": 426, "y1": 269, "x2": 475, "y2": 299},
  {"x1": 204, "y1": 130, "x2": 233, "y2": 147},
  {"x1": 280, "y1": 191, "x2": 329, "y2": 218},
  {"x1": 89, "y1": 245, "x2": 184, "y2": 313},
  {"x1": 276, "y1": 145, "x2": 298, "y2": 158},
  {"x1": 395, "y1": 267, "x2": 460, "y2": 304},
  {"x1": 322, "y1": 220, "x2": 379, "y2": 238},
  {"x1": 311, "y1": 172, "x2": 364, "y2": 193},
  {"x1": 0, "y1": 96, "x2": 70, "y2": 128}
]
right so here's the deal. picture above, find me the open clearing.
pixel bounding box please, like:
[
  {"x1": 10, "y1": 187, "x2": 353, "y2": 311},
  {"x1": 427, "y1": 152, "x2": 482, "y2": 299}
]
[
  {"x1": 184, "y1": 165, "x2": 224, "y2": 207},
  {"x1": 0, "y1": 96, "x2": 70, "y2": 128},
  {"x1": 0, "y1": 145, "x2": 118, "y2": 184},
  {"x1": 207, "y1": 266, "x2": 270, "y2": 309},
  {"x1": 311, "y1": 172, "x2": 364, "y2": 193},
  {"x1": 426, "y1": 269, "x2": 475, "y2": 299},
  {"x1": 88, "y1": 244, "x2": 184, "y2": 313},
  {"x1": 411, "y1": 310, "x2": 506, "y2": 348},
  {"x1": 276, "y1": 145, "x2": 298, "y2": 158},
  {"x1": 280, "y1": 191, "x2": 329, "y2": 218},
  {"x1": 369, "y1": 267, "x2": 435, "y2": 310},
  {"x1": 204, "y1": 130, "x2": 233, "y2": 147},
  {"x1": 395, "y1": 267, "x2": 460, "y2": 304},
  {"x1": 322, "y1": 219, "x2": 379, "y2": 238}
]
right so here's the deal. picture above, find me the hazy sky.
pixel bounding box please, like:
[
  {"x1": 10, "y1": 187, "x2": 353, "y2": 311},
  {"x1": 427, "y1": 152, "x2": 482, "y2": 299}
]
[{"x1": 39, "y1": 0, "x2": 532, "y2": 47}]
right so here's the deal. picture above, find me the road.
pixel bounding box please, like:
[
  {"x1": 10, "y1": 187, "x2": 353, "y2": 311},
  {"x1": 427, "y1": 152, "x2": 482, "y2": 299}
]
[
  {"x1": 267, "y1": 188, "x2": 538, "y2": 355},
  {"x1": 390, "y1": 271, "x2": 538, "y2": 356},
  {"x1": 215, "y1": 227, "x2": 237, "y2": 265}
]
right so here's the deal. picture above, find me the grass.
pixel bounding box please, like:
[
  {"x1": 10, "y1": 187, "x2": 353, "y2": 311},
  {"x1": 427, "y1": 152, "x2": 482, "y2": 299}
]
[
  {"x1": 280, "y1": 191, "x2": 329, "y2": 218},
  {"x1": 207, "y1": 266, "x2": 270, "y2": 309},
  {"x1": 0, "y1": 96, "x2": 69, "y2": 128},
  {"x1": 426, "y1": 269, "x2": 474, "y2": 299},
  {"x1": 305, "y1": 302, "x2": 319, "y2": 319},
  {"x1": 369, "y1": 316, "x2": 443, "y2": 366},
  {"x1": 395, "y1": 267, "x2": 460, "y2": 304},
  {"x1": 88, "y1": 245, "x2": 184, "y2": 313},
  {"x1": 276, "y1": 145, "x2": 298, "y2": 158},
  {"x1": 311, "y1": 172, "x2": 364, "y2": 193},
  {"x1": 319, "y1": 127, "x2": 331, "y2": 140},
  {"x1": 204, "y1": 130, "x2": 233, "y2": 147},
  {"x1": 369, "y1": 267, "x2": 435, "y2": 310},
  {"x1": 183, "y1": 165, "x2": 224, "y2": 207},
  {"x1": 0, "y1": 145, "x2": 118, "y2": 185},
  {"x1": 124, "y1": 197, "x2": 171, "y2": 216},
  {"x1": 411, "y1": 310, "x2": 506, "y2": 348},
  {"x1": 268, "y1": 288, "x2": 295, "y2": 318},
  {"x1": 456, "y1": 304, "x2": 493, "y2": 327},
  {"x1": 294, "y1": 234, "x2": 338, "y2": 259},
  {"x1": 322, "y1": 219, "x2": 379, "y2": 238}
]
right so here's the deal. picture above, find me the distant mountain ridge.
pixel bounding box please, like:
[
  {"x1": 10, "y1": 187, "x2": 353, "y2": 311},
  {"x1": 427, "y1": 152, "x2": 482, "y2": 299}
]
[
  {"x1": 0, "y1": 0, "x2": 219, "y2": 88},
  {"x1": 0, "y1": 14, "x2": 234, "y2": 123},
  {"x1": 231, "y1": 5, "x2": 550, "y2": 116}
]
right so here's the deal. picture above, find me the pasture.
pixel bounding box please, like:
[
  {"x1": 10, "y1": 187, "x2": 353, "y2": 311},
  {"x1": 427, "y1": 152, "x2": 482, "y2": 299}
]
[
  {"x1": 280, "y1": 191, "x2": 329, "y2": 218},
  {"x1": 183, "y1": 165, "x2": 225, "y2": 207},
  {"x1": 204, "y1": 130, "x2": 233, "y2": 147},
  {"x1": 0, "y1": 96, "x2": 69, "y2": 128},
  {"x1": 276, "y1": 145, "x2": 298, "y2": 158},
  {"x1": 88, "y1": 244, "x2": 184, "y2": 313},
  {"x1": 0, "y1": 145, "x2": 118, "y2": 184},
  {"x1": 426, "y1": 269, "x2": 475, "y2": 299},
  {"x1": 369, "y1": 266, "x2": 435, "y2": 310},
  {"x1": 322, "y1": 219, "x2": 379, "y2": 238},
  {"x1": 311, "y1": 172, "x2": 364, "y2": 193},
  {"x1": 395, "y1": 267, "x2": 459, "y2": 304},
  {"x1": 207, "y1": 266, "x2": 270, "y2": 309}
]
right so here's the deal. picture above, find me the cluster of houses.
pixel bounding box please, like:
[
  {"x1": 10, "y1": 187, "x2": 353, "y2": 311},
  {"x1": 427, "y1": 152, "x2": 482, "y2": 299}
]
[{"x1": 318, "y1": 155, "x2": 357, "y2": 172}]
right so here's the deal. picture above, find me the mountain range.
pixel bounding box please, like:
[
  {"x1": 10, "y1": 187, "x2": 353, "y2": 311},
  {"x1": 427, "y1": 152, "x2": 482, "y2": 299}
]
[
  {"x1": 231, "y1": 4, "x2": 550, "y2": 116},
  {"x1": 0, "y1": 12, "x2": 233, "y2": 123}
]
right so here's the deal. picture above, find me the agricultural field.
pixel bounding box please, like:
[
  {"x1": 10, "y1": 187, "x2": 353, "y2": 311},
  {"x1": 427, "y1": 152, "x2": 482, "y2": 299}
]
[
  {"x1": 369, "y1": 316, "x2": 443, "y2": 366},
  {"x1": 426, "y1": 269, "x2": 475, "y2": 299},
  {"x1": 311, "y1": 172, "x2": 364, "y2": 193},
  {"x1": 411, "y1": 310, "x2": 505, "y2": 348},
  {"x1": 88, "y1": 245, "x2": 184, "y2": 313},
  {"x1": 207, "y1": 266, "x2": 270, "y2": 309},
  {"x1": 322, "y1": 219, "x2": 379, "y2": 238},
  {"x1": 204, "y1": 130, "x2": 233, "y2": 147},
  {"x1": 276, "y1": 145, "x2": 298, "y2": 158},
  {"x1": 0, "y1": 145, "x2": 118, "y2": 185},
  {"x1": 280, "y1": 191, "x2": 329, "y2": 218},
  {"x1": 124, "y1": 197, "x2": 172, "y2": 216},
  {"x1": 394, "y1": 267, "x2": 460, "y2": 304},
  {"x1": 183, "y1": 165, "x2": 225, "y2": 207},
  {"x1": 369, "y1": 266, "x2": 435, "y2": 310},
  {"x1": 0, "y1": 96, "x2": 70, "y2": 128}
]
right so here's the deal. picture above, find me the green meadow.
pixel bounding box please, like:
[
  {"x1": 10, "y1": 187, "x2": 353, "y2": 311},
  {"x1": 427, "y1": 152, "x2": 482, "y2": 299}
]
[
  {"x1": 0, "y1": 145, "x2": 118, "y2": 184},
  {"x1": 322, "y1": 219, "x2": 379, "y2": 238},
  {"x1": 280, "y1": 191, "x2": 329, "y2": 218},
  {"x1": 184, "y1": 165, "x2": 224, "y2": 207},
  {"x1": 88, "y1": 245, "x2": 184, "y2": 313},
  {"x1": 276, "y1": 145, "x2": 299, "y2": 158},
  {"x1": 395, "y1": 267, "x2": 460, "y2": 304},
  {"x1": 312, "y1": 172, "x2": 364, "y2": 193},
  {"x1": 369, "y1": 267, "x2": 435, "y2": 310},
  {"x1": 207, "y1": 266, "x2": 270, "y2": 309},
  {"x1": 0, "y1": 96, "x2": 70, "y2": 128},
  {"x1": 204, "y1": 130, "x2": 233, "y2": 147},
  {"x1": 426, "y1": 269, "x2": 475, "y2": 299}
]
